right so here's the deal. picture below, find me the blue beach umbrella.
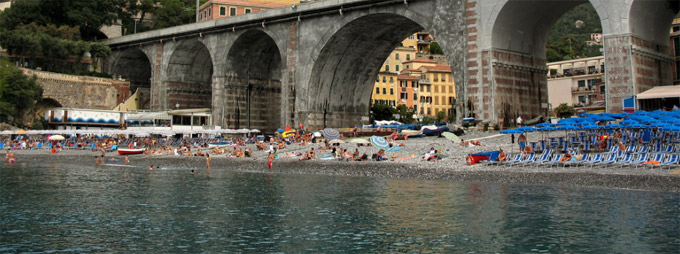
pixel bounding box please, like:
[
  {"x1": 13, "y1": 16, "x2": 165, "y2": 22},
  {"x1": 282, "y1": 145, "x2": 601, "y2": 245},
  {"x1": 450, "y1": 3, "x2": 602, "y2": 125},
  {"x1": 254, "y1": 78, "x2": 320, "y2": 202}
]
[
  {"x1": 610, "y1": 113, "x2": 626, "y2": 119},
  {"x1": 604, "y1": 124, "x2": 623, "y2": 129},
  {"x1": 517, "y1": 126, "x2": 537, "y2": 132},
  {"x1": 626, "y1": 123, "x2": 647, "y2": 129},
  {"x1": 557, "y1": 125, "x2": 579, "y2": 131},
  {"x1": 557, "y1": 118, "x2": 577, "y2": 125},
  {"x1": 369, "y1": 135, "x2": 390, "y2": 149},
  {"x1": 535, "y1": 122, "x2": 554, "y2": 128},
  {"x1": 634, "y1": 110, "x2": 651, "y2": 116},
  {"x1": 500, "y1": 129, "x2": 524, "y2": 134},
  {"x1": 652, "y1": 110, "x2": 668, "y2": 116},
  {"x1": 578, "y1": 112, "x2": 595, "y2": 117},
  {"x1": 661, "y1": 125, "x2": 680, "y2": 132},
  {"x1": 649, "y1": 122, "x2": 670, "y2": 128},
  {"x1": 581, "y1": 124, "x2": 600, "y2": 130},
  {"x1": 640, "y1": 119, "x2": 660, "y2": 124},
  {"x1": 595, "y1": 116, "x2": 616, "y2": 122},
  {"x1": 538, "y1": 126, "x2": 557, "y2": 132},
  {"x1": 620, "y1": 120, "x2": 638, "y2": 125},
  {"x1": 321, "y1": 128, "x2": 341, "y2": 140}
]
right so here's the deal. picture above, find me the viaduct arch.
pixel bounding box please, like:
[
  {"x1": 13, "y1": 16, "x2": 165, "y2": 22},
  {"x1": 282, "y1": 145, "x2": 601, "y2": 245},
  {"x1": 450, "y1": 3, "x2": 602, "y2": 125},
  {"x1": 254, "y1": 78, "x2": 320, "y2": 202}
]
[{"x1": 104, "y1": 0, "x2": 679, "y2": 132}]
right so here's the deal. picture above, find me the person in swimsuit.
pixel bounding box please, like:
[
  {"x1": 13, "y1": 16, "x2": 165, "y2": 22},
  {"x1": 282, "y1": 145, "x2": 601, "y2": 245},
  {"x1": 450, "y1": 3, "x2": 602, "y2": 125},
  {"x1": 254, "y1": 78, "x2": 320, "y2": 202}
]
[
  {"x1": 267, "y1": 151, "x2": 275, "y2": 170},
  {"x1": 206, "y1": 154, "x2": 211, "y2": 170},
  {"x1": 518, "y1": 133, "x2": 527, "y2": 152},
  {"x1": 5, "y1": 150, "x2": 15, "y2": 164}
]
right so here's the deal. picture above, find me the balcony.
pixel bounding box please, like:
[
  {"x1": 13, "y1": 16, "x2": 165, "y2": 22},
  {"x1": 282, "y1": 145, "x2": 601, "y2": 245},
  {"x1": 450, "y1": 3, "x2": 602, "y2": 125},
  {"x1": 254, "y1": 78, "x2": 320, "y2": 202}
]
[{"x1": 571, "y1": 87, "x2": 596, "y2": 95}]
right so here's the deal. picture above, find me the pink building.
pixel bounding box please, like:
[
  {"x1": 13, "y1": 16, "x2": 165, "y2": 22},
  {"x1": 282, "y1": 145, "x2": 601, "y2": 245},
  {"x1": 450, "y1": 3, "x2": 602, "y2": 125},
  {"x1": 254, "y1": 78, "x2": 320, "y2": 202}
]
[{"x1": 198, "y1": 0, "x2": 287, "y2": 21}]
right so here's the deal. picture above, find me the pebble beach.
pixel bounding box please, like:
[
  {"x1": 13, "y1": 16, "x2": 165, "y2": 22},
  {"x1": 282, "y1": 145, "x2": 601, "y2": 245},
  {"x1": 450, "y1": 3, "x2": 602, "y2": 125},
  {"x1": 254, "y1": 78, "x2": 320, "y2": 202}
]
[{"x1": 7, "y1": 130, "x2": 680, "y2": 192}]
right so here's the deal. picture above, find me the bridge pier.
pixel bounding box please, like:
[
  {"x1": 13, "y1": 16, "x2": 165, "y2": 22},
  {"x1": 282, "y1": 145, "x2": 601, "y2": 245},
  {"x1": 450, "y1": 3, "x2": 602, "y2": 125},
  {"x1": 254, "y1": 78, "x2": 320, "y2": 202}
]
[{"x1": 604, "y1": 34, "x2": 675, "y2": 113}]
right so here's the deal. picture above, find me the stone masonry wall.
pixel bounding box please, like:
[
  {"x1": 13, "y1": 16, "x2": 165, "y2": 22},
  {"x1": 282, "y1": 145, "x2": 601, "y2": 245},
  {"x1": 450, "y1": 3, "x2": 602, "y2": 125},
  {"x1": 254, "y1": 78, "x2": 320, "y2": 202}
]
[
  {"x1": 491, "y1": 50, "x2": 548, "y2": 123},
  {"x1": 223, "y1": 78, "x2": 282, "y2": 132},
  {"x1": 166, "y1": 81, "x2": 212, "y2": 109},
  {"x1": 604, "y1": 35, "x2": 634, "y2": 113},
  {"x1": 21, "y1": 68, "x2": 129, "y2": 110},
  {"x1": 464, "y1": 0, "x2": 481, "y2": 120}
]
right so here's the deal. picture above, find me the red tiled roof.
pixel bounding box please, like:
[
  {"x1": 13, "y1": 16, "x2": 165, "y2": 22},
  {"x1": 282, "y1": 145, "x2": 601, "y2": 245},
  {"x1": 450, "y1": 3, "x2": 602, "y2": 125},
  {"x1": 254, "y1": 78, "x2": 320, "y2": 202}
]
[
  {"x1": 421, "y1": 64, "x2": 452, "y2": 72},
  {"x1": 402, "y1": 59, "x2": 437, "y2": 64},
  {"x1": 397, "y1": 75, "x2": 419, "y2": 80}
]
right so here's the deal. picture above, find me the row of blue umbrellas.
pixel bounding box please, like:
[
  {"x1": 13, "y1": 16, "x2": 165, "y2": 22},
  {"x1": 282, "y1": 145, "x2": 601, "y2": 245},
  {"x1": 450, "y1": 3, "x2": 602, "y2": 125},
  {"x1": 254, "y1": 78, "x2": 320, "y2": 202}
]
[{"x1": 502, "y1": 110, "x2": 680, "y2": 135}]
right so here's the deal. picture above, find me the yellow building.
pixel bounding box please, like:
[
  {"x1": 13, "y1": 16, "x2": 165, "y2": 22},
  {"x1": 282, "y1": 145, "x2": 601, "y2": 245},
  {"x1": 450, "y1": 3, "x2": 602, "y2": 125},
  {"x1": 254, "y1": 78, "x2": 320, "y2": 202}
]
[
  {"x1": 373, "y1": 72, "x2": 398, "y2": 107},
  {"x1": 371, "y1": 31, "x2": 456, "y2": 120},
  {"x1": 418, "y1": 65, "x2": 455, "y2": 118}
]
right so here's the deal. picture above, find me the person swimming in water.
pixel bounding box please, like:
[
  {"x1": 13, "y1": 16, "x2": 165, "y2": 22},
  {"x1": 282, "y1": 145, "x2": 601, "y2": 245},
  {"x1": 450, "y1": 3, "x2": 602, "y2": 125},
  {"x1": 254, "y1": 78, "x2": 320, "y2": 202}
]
[{"x1": 4, "y1": 150, "x2": 15, "y2": 164}]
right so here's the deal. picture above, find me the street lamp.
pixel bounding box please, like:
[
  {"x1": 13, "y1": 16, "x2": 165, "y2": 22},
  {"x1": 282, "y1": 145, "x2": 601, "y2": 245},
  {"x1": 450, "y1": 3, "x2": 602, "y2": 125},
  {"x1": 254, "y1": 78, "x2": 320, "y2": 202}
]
[{"x1": 133, "y1": 18, "x2": 139, "y2": 34}]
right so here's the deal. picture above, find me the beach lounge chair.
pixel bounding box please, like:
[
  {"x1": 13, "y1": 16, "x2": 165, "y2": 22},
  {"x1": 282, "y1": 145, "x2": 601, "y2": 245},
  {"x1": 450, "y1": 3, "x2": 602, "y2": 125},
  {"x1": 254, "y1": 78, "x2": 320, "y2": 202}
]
[
  {"x1": 624, "y1": 144, "x2": 637, "y2": 154},
  {"x1": 634, "y1": 146, "x2": 648, "y2": 154},
  {"x1": 511, "y1": 153, "x2": 536, "y2": 165},
  {"x1": 658, "y1": 154, "x2": 679, "y2": 169},
  {"x1": 582, "y1": 141, "x2": 591, "y2": 153},
  {"x1": 612, "y1": 153, "x2": 633, "y2": 166},
  {"x1": 660, "y1": 145, "x2": 675, "y2": 154},
  {"x1": 529, "y1": 150, "x2": 553, "y2": 165},
  {"x1": 561, "y1": 153, "x2": 589, "y2": 167},
  {"x1": 595, "y1": 153, "x2": 618, "y2": 168},
  {"x1": 581, "y1": 153, "x2": 603, "y2": 167},
  {"x1": 604, "y1": 146, "x2": 619, "y2": 154},
  {"x1": 651, "y1": 142, "x2": 663, "y2": 153},
  {"x1": 627, "y1": 153, "x2": 649, "y2": 169},
  {"x1": 541, "y1": 154, "x2": 563, "y2": 168},
  {"x1": 643, "y1": 153, "x2": 666, "y2": 167},
  {"x1": 494, "y1": 154, "x2": 522, "y2": 165},
  {"x1": 107, "y1": 144, "x2": 118, "y2": 152}
]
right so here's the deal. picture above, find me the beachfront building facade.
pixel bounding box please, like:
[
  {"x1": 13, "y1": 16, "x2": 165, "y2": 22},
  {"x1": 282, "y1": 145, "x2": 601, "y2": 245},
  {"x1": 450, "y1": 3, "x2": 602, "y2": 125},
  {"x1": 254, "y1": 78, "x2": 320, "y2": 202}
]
[
  {"x1": 547, "y1": 56, "x2": 606, "y2": 111},
  {"x1": 370, "y1": 31, "x2": 456, "y2": 121},
  {"x1": 198, "y1": 0, "x2": 289, "y2": 21},
  {"x1": 373, "y1": 72, "x2": 398, "y2": 107},
  {"x1": 397, "y1": 75, "x2": 420, "y2": 109},
  {"x1": 43, "y1": 108, "x2": 217, "y2": 132},
  {"x1": 415, "y1": 65, "x2": 456, "y2": 119}
]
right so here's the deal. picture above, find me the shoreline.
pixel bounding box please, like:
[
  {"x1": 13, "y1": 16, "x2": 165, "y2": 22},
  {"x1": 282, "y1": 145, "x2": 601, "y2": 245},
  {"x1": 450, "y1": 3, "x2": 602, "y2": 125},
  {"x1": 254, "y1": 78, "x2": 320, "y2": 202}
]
[{"x1": 14, "y1": 153, "x2": 680, "y2": 193}]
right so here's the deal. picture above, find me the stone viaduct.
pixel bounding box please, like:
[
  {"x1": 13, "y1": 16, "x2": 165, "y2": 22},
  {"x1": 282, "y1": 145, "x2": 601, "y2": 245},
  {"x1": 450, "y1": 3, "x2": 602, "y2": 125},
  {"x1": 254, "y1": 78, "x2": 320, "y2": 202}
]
[{"x1": 103, "y1": 0, "x2": 679, "y2": 132}]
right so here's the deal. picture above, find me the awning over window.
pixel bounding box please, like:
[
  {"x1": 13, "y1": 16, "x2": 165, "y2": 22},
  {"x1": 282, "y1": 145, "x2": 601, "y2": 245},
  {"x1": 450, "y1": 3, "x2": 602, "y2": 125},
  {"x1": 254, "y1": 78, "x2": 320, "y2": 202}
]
[{"x1": 637, "y1": 85, "x2": 680, "y2": 100}]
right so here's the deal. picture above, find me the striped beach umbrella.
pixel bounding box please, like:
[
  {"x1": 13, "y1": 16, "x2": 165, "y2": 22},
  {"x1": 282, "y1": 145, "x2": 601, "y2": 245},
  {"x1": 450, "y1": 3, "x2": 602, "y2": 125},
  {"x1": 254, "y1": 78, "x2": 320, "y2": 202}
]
[{"x1": 370, "y1": 135, "x2": 390, "y2": 149}]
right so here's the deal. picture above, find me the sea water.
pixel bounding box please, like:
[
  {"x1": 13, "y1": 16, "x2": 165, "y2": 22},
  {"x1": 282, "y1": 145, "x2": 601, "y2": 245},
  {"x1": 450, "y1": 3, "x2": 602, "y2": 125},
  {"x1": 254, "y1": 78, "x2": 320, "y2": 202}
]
[{"x1": 1, "y1": 162, "x2": 678, "y2": 253}]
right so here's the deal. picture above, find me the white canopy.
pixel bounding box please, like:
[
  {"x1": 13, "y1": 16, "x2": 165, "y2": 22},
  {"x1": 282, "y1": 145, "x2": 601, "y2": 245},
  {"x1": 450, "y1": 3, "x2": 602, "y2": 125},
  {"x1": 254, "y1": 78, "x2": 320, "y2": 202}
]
[{"x1": 637, "y1": 85, "x2": 680, "y2": 100}]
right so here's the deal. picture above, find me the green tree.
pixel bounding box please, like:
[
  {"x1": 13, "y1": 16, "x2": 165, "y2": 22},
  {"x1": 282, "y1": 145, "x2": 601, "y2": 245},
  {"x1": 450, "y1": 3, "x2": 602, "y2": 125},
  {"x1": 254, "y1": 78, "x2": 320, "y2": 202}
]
[
  {"x1": 0, "y1": 0, "x2": 124, "y2": 40},
  {"x1": 0, "y1": 59, "x2": 43, "y2": 127},
  {"x1": 421, "y1": 116, "x2": 434, "y2": 124},
  {"x1": 153, "y1": 0, "x2": 196, "y2": 30},
  {"x1": 395, "y1": 105, "x2": 415, "y2": 124},
  {"x1": 371, "y1": 103, "x2": 395, "y2": 121},
  {"x1": 0, "y1": 22, "x2": 110, "y2": 72},
  {"x1": 554, "y1": 103, "x2": 576, "y2": 119},
  {"x1": 429, "y1": 41, "x2": 444, "y2": 55},
  {"x1": 436, "y1": 111, "x2": 447, "y2": 123},
  {"x1": 546, "y1": 3, "x2": 603, "y2": 62}
]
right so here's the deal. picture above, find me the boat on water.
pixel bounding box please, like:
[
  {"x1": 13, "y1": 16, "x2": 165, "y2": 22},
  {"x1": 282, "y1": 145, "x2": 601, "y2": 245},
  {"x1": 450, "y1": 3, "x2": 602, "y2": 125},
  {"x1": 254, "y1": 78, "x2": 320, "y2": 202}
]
[
  {"x1": 208, "y1": 142, "x2": 231, "y2": 148},
  {"x1": 117, "y1": 148, "x2": 145, "y2": 155}
]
